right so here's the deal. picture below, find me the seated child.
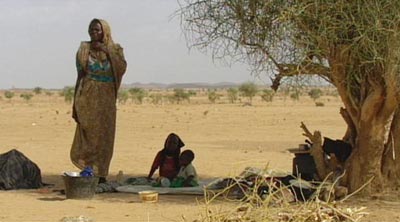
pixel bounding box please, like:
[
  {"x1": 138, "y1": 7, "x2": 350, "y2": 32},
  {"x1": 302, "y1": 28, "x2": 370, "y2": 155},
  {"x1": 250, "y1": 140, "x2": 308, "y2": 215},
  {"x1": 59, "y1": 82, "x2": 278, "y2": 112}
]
[
  {"x1": 147, "y1": 133, "x2": 185, "y2": 186},
  {"x1": 171, "y1": 149, "x2": 199, "y2": 187}
]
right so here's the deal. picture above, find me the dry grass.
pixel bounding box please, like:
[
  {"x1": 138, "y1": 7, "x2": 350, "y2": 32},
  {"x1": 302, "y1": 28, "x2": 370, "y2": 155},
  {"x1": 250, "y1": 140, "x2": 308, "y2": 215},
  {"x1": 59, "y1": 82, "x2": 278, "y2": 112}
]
[{"x1": 192, "y1": 169, "x2": 368, "y2": 222}]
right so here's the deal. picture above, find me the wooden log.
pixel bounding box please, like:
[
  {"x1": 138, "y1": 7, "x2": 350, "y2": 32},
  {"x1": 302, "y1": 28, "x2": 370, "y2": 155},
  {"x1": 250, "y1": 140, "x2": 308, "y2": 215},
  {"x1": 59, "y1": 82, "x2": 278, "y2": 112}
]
[{"x1": 300, "y1": 122, "x2": 327, "y2": 180}]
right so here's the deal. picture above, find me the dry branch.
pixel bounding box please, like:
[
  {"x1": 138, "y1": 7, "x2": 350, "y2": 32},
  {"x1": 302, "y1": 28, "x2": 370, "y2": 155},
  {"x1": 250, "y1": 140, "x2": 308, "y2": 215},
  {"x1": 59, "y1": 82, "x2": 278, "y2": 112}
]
[
  {"x1": 271, "y1": 63, "x2": 331, "y2": 91},
  {"x1": 300, "y1": 122, "x2": 326, "y2": 180}
]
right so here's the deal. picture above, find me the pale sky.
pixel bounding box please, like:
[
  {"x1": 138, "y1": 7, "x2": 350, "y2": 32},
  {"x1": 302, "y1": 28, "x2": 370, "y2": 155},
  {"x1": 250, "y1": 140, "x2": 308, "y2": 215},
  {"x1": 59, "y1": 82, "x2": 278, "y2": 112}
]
[{"x1": 0, "y1": 0, "x2": 259, "y2": 89}]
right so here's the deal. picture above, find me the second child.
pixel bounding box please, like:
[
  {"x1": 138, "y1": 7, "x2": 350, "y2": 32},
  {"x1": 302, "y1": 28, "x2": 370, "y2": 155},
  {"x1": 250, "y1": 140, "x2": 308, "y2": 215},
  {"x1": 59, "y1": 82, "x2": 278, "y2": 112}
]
[{"x1": 171, "y1": 149, "x2": 199, "y2": 187}]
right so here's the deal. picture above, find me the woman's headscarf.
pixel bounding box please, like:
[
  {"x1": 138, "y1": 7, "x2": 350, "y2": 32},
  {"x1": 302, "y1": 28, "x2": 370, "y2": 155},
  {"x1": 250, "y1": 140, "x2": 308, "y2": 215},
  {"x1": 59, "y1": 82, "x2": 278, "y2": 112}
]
[
  {"x1": 90, "y1": 19, "x2": 114, "y2": 46},
  {"x1": 160, "y1": 133, "x2": 185, "y2": 168}
]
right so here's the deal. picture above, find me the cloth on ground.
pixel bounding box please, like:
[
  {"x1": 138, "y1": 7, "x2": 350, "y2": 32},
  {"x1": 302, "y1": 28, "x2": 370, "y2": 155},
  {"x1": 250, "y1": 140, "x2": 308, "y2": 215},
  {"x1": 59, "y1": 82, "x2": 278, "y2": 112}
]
[
  {"x1": 96, "y1": 176, "x2": 154, "y2": 193},
  {"x1": 0, "y1": 149, "x2": 44, "y2": 190},
  {"x1": 116, "y1": 178, "x2": 218, "y2": 195}
]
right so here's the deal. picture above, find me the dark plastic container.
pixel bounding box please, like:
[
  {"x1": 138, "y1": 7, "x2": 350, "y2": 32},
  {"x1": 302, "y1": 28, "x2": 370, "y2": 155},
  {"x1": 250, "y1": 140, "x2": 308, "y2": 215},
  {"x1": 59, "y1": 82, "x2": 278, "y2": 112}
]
[
  {"x1": 292, "y1": 153, "x2": 317, "y2": 181},
  {"x1": 62, "y1": 175, "x2": 99, "y2": 199}
]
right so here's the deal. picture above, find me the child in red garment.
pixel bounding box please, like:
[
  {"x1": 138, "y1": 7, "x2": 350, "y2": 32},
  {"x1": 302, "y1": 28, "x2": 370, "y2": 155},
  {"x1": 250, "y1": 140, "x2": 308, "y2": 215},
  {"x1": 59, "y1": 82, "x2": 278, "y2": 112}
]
[{"x1": 147, "y1": 133, "x2": 185, "y2": 185}]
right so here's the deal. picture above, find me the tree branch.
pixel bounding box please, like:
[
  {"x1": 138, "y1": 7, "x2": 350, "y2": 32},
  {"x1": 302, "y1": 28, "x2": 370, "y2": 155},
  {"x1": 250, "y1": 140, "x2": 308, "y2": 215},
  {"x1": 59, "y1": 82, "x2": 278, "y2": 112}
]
[
  {"x1": 329, "y1": 45, "x2": 359, "y2": 124},
  {"x1": 270, "y1": 63, "x2": 331, "y2": 91}
]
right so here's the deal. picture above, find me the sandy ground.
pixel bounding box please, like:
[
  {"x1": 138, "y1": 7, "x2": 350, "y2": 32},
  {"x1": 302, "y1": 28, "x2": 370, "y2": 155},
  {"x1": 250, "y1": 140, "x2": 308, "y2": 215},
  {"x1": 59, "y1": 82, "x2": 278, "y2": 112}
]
[{"x1": 0, "y1": 93, "x2": 399, "y2": 221}]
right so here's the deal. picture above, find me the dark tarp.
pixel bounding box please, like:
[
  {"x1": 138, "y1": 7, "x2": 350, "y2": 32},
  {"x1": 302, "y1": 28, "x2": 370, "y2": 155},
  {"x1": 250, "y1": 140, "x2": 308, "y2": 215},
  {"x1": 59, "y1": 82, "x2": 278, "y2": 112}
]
[{"x1": 0, "y1": 149, "x2": 43, "y2": 190}]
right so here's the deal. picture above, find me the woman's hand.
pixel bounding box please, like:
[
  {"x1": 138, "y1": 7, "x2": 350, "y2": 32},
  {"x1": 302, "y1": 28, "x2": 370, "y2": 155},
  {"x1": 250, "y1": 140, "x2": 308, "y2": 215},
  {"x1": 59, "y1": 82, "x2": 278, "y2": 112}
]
[{"x1": 91, "y1": 41, "x2": 109, "y2": 54}]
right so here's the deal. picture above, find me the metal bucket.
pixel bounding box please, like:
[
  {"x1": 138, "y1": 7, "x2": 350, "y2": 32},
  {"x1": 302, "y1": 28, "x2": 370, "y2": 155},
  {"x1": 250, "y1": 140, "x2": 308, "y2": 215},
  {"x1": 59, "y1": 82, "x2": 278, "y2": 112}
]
[{"x1": 62, "y1": 175, "x2": 99, "y2": 199}]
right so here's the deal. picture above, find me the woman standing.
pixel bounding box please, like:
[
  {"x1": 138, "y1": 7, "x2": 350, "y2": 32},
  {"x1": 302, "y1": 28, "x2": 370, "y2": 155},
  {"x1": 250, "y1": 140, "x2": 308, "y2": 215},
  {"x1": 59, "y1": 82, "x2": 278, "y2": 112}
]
[{"x1": 71, "y1": 19, "x2": 127, "y2": 183}]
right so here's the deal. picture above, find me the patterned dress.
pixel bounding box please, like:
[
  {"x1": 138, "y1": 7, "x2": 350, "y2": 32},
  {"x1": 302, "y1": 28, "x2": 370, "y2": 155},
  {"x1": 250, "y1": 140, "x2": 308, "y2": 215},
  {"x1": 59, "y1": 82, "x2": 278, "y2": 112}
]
[{"x1": 70, "y1": 19, "x2": 126, "y2": 177}]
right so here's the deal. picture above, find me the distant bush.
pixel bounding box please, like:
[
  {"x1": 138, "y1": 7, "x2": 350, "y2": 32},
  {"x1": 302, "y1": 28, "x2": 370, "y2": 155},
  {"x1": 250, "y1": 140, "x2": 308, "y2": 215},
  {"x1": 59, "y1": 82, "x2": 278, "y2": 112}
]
[
  {"x1": 60, "y1": 87, "x2": 74, "y2": 103},
  {"x1": 172, "y1": 88, "x2": 191, "y2": 104},
  {"x1": 33, "y1": 87, "x2": 43, "y2": 95},
  {"x1": 165, "y1": 94, "x2": 176, "y2": 104},
  {"x1": 308, "y1": 88, "x2": 323, "y2": 101},
  {"x1": 149, "y1": 93, "x2": 163, "y2": 105},
  {"x1": 188, "y1": 90, "x2": 197, "y2": 96},
  {"x1": 4, "y1": 91, "x2": 15, "y2": 100},
  {"x1": 45, "y1": 91, "x2": 53, "y2": 96},
  {"x1": 128, "y1": 87, "x2": 147, "y2": 104},
  {"x1": 239, "y1": 82, "x2": 258, "y2": 105},
  {"x1": 117, "y1": 90, "x2": 129, "y2": 104},
  {"x1": 207, "y1": 90, "x2": 220, "y2": 103},
  {"x1": 20, "y1": 93, "x2": 33, "y2": 102},
  {"x1": 315, "y1": 102, "x2": 325, "y2": 107},
  {"x1": 227, "y1": 88, "x2": 238, "y2": 103},
  {"x1": 261, "y1": 89, "x2": 275, "y2": 102}
]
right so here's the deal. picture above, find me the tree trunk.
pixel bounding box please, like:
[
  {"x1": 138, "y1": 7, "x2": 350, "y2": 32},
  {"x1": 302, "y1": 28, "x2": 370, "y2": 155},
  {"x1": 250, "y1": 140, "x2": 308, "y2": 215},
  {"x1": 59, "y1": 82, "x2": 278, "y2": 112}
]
[
  {"x1": 382, "y1": 108, "x2": 400, "y2": 189},
  {"x1": 346, "y1": 120, "x2": 386, "y2": 194}
]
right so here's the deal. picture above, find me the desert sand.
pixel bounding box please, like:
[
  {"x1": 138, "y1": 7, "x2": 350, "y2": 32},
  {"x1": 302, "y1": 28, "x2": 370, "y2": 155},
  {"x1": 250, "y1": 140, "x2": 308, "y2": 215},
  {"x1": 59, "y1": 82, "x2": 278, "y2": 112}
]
[{"x1": 0, "y1": 92, "x2": 399, "y2": 221}]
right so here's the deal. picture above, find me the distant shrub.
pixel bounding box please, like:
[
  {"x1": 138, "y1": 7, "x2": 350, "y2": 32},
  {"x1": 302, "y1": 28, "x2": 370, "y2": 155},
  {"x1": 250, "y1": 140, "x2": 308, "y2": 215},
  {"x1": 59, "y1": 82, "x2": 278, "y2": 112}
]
[
  {"x1": 117, "y1": 90, "x2": 129, "y2": 104},
  {"x1": 261, "y1": 89, "x2": 274, "y2": 102},
  {"x1": 33, "y1": 87, "x2": 43, "y2": 95},
  {"x1": 20, "y1": 93, "x2": 33, "y2": 102},
  {"x1": 315, "y1": 102, "x2": 325, "y2": 107},
  {"x1": 172, "y1": 88, "x2": 190, "y2": 104},
  {"x1": 149, "y1": 93, "x2": 163, "y2": 105},
  {"x1": 239, "y1": 82, "x2": 258, "y2": 104},
  {"x1": 60, "y1": 87, "x2": 74, "y2": 103},
  {"x1": 128, "y1": 87, "x2": 147, "y2": 104},
  {"x1": 165, "y1": 94, "x2": 176, "y2": 104},
  {"x1": 4, "y1": 91, "x2": 15, "y2": 100},
  {"x1": 188, "y1": 90, "x2": 197, "y2": 96},
  {"x1": 207, "y1": 90, "x2": 220, "y2": 103},
  {"x1": 308, "y1": 88, "x2": 323, "y2": 101},
  {"x1": 227, "y1": 88, "x2": 238, "y2": 103}
]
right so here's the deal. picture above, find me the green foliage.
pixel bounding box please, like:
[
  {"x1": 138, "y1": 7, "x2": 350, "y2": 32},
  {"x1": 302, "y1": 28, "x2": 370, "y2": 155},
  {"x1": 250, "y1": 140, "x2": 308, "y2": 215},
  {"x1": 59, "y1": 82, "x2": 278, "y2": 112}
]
[
  {"x1": 60, "y1": 87, "x2": 74, "y2": 103},
  {"x1": 227, "y1": 88, "x2": 238, "y2": 103},
  {"x1": 188, "y1": 90, "x2": 197, "y2": 96},
  {"x1": 239, "y1": 82, "x2": 258, "y2": 104},
  {"x1": 128, "y1": 87, "x2": 147, "y2": 104},
  {"x1": 207, "y1": 90, "x2": 220, "y2": 103},
  {"x1": 172, "y1": 88, "x2": 190, "y2": 104},
  {"x1": 308, "y1": 88, "x2": 323, "y2": 101},
  {"x1": 33, "y1": 87, "x2": 42, "y2": 95},
  {"x1": 260, "y1": 89, "x2": 274, "y2": 102},
  {"x1": 20, "y1": 93, "x2": 33, "y2": 102},
  {"x1": 149, "y1": 93, "x2": 163, "y2": 105},
  {"x1": 4, "y1": 91, "x2": 15, "y2": 100},
  {"x1": 117, "y1": 90, "x2": 129, "y2": 104}
]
